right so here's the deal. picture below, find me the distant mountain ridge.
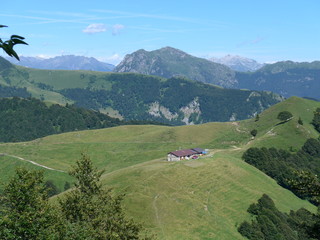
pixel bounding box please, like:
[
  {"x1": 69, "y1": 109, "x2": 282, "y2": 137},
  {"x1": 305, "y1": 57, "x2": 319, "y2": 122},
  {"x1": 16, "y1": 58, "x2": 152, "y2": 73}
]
[
  {"x1": 114, "y1": 47, "x2": 237, "y2": 88},
  {"x1": 236, "y1": 61, "x2": 320, "y2": 99},
  {"x1": 3, "y1": 46, "x2": 320, "y2": 100},
  {"x1": 6, "y1": 55, "x2": 115, "y2": 72},
  {"x1": 116, "y1": 47, "x2": 320, "y2": 100},
  {"x1": 210, "y1": 55, "x2": 265, "y2": 72}
]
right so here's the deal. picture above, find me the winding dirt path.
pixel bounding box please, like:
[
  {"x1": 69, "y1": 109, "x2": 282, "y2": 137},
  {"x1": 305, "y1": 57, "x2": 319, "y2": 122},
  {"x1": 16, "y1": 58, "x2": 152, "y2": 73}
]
[{"x1": 0, "y1": 153, "x2": 66, "y2": 173}]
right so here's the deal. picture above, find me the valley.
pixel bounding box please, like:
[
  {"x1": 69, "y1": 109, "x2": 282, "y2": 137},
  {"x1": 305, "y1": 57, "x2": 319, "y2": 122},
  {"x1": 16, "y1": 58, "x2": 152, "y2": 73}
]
[{"x1": 0, "y1": 97, "x2": 319, "y2": 239}]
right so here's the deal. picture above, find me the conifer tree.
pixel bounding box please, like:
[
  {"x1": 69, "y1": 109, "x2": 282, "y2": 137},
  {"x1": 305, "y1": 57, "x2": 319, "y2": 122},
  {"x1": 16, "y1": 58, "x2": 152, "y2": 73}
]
[
  {"x1": 0, "y1": 168, "x2": 62, "y2": 239},
  {"x1": 59, "y1": 153, "x2": 144, "y2": 239}
]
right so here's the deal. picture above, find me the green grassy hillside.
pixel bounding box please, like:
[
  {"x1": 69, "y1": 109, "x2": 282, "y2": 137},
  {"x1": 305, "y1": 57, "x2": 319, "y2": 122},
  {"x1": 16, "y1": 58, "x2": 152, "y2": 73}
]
[
  {"x1": 239, "y1": 96, "x2": 320, "y2": 150},
  {"x1": 0, "y1": 96, "x2": 319, "y2": 239},
  {"x1": 0, "y1": 122, "x2": 249, "y2": 175},
  {"x1": 101, "y1": 150, "x2": 315, "y2": 239},
  {"x1": 0, "y1": 155, "x2": 72, "y2": 191}
]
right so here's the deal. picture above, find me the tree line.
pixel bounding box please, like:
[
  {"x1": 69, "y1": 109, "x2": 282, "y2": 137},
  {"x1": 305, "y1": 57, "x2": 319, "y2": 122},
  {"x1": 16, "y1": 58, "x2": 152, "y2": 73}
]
[{"x1": 0, "y1": 97, "x2": 166, "y2": 143}]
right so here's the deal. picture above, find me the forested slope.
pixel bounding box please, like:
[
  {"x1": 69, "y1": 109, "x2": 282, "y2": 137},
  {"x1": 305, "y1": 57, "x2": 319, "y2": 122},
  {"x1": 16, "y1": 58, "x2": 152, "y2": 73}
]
[{"x1": 0, "y1": 56, "x2": 283, "y2": 125}]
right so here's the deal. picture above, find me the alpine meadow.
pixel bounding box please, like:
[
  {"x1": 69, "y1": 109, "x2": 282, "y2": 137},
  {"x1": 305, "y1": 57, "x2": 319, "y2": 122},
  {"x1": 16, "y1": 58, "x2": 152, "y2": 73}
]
[{"x1": 1, "y1": 1, "x2": 320, "y2": 239}]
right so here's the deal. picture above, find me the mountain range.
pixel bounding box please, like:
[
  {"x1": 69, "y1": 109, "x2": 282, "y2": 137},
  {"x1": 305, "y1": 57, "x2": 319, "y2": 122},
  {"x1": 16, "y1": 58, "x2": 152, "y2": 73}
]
[
  {"x1": 209, "y1": 54, "x2": 265, "y2": 72},
  {"x1": 113, "y1": 47, "x2": 320, "y2": 100},
  {"x1": 114, "y1": 47, "x2": 237, "y2": 88},
  {"x1": 6, "y1": 55, "x2": 115, "y2": 72},
  {"x1": 3, "y1": 46, "x2": 320, "y2": 102}
]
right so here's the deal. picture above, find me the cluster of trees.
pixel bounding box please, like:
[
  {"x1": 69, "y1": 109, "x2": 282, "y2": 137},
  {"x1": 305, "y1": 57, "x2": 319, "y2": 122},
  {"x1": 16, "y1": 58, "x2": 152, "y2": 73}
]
[
  {"x1": 0, "y1": 85, "x2": 30, "y2": 98},
  {"x1": 238, "y1": 194, "x2": 319, "y2": 239},
  {"x1": 0, "y1": 97, "x2": 124, "y2": 142},
  {"x1": 312, "y1": 108, "x2": 320, "y2": 133},
  {"x1": 0, "y1": 96, "x2": 168, "y2": 143},
  {"x1": 0, "y1": 153, "x2": 150, "y2": 239},
  {"x1": 242, "y1": 138, "x2": 320, "y2": 203}
]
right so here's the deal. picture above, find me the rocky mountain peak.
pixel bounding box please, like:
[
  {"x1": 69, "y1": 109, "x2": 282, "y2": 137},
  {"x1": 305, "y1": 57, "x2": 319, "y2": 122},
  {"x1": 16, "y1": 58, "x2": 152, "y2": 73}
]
[
  {"x1": 114, "y1": 47, "x2": 237, "y2": 88},
  {"x1": 210, "y1": 55, "x2": 264, "y2": 72}
]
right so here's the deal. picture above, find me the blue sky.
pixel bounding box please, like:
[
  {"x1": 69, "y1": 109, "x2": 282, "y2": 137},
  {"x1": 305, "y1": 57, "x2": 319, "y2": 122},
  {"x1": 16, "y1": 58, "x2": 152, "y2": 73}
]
[{"x1": 1, "y1": 0, "x2": 320, "y2": 64}]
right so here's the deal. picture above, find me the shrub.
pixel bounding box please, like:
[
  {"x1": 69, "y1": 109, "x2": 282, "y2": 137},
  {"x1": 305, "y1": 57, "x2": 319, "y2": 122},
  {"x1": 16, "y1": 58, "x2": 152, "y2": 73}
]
[
  {"x1": 250, "y1": 129, "x2": 258, "y2": 137},
  {"x1": 277, "y1": 111, "x2": 293, "y2": 121}
]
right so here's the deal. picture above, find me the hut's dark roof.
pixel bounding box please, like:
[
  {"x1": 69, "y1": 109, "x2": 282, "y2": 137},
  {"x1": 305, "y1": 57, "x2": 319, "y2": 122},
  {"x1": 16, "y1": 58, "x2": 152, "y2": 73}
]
[{"x1": 169, "y1": 149, "x2": 196, "y2": 157}]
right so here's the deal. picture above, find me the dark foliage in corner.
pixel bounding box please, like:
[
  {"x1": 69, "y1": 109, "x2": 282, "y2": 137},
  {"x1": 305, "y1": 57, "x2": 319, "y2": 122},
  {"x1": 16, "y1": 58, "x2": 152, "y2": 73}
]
[
  {"x1": 238, "y1": 194, "x2": 317, "y2": 240},
  {"x1": 0, "y1": 25, "x2": 27, "y2": 61},
  {"x1": 0, "y1": 168, "x2": 62, "y2": 239}
]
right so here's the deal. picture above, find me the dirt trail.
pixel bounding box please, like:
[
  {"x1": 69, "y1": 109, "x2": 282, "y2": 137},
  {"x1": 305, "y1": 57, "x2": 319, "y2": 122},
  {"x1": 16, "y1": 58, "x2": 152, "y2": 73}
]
[
  {"x1": 153, "y1": 194, "x2": 165, "y2": 236},
  {"x1": 231, "y1": 122, "x2": 247, "y2": 133},
  {"x1": 0, "y1": 153, "x2": 66, "y2": 173}
]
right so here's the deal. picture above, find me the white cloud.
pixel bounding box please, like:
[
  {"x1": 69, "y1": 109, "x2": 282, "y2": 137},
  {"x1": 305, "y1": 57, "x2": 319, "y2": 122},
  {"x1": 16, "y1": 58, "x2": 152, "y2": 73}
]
[
  {"x1": 36, "y1": 54, "x2": 53, "y2": 59},
  {"x1": 82, "y1": 23, "x2": 107, "y2": 34},
  {"x1": 112, "y1": 24, "x2": 124, "y2": 36},
  {"x1": 97, "y1": 53, "x2": 123, "y2": 65}
]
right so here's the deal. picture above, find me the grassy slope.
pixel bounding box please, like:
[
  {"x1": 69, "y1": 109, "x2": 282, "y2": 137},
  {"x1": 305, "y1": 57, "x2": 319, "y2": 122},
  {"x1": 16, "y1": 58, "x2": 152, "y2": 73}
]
[
  {"x1": 0, "y1": 122, "x2": 248, "y2": 174},
  {"x1": 102, "y1": 150, "x2": 314, "y2": 239},
  {"x1": 0, "y1": 96, "x2": 319, "y2": 239},
  {"x1": 239, "y1": 96, "x2": 320, "y2": 151}
]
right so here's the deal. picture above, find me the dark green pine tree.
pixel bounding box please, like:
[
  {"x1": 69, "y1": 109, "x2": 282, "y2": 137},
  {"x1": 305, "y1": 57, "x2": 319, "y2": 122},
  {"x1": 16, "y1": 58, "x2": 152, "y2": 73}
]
[
  {"x1": 59, "y1": 153, "x2": 146, "y2": 240},
  {"x1": 0, "y1": 168, "x2": 63, "y2": 239}
]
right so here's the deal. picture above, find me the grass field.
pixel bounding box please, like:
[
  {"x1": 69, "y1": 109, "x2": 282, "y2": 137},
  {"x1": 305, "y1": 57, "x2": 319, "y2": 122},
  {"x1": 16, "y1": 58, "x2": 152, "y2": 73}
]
[
  {"x1": 0, "y1": 122, "x2": 250, "y2": 177},
  {"x1": 239, "y1": 96, "x2": 320, "y2": 151},
  {"x1": 0, "y1": 96, "x2": 319, "y2": 239},
  {"x1": 101, "y1": 149, "x2": 315, "y2": 239}
]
